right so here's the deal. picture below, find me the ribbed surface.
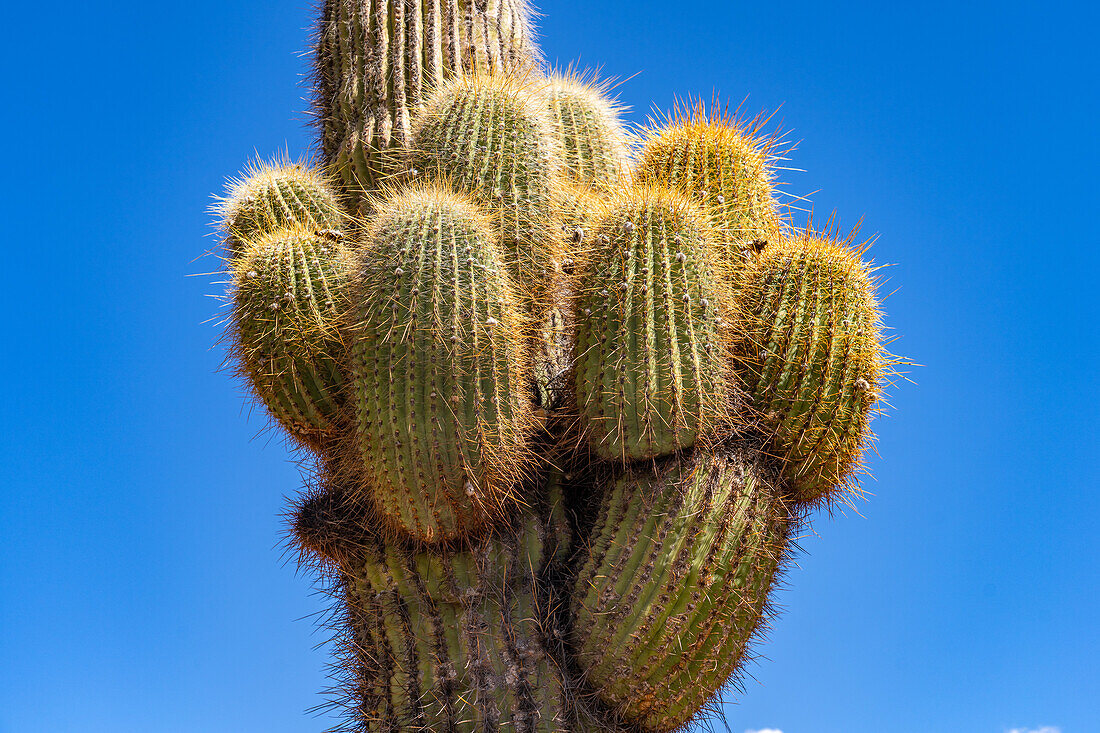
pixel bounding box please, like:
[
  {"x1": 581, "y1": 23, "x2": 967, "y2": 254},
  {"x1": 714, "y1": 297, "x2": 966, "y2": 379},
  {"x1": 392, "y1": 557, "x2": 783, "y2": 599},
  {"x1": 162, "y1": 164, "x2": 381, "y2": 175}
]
[
  {"x1": 341, "y1": 514, "x2": 572, "y2": 733},
  {"x1": 637, "y1": 108, "x2": 781, "y2": 258},
  {"x1": 346, "y1": 187, "x2": 536, "y2": 542},
  {"x1": 408, "y1": 74, "x2": 562, "y2": 314},
  {"x1": 315, "y1": 0, "x2": 539, "y2": 202},
  {"x1": 738, "y1": 233, "x2": 884, "y2": 501},
  {"x1": 571, "y1": 448, "x2": 791, "y2": 732},
  {"x1": 219, "y1": 162, "x2": 345, "y2": 257},
  {"x1": 232, "y1": 229, "x2": 351, "y2": 449},
  {"x1": 573, "y1": 187, "x2": 733, "y2": 462},
  {"x1": 544, "y1": 76, "x2": 629, "y2": 190}
]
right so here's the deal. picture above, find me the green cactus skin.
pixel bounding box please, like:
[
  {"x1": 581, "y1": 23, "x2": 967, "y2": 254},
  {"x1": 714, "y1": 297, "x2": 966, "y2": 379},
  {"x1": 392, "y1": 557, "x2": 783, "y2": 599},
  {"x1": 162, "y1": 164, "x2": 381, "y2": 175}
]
[
  {"x1": 636, "y1": 103, "x2": 783, "y2": 258},
  {"x1": 345, "y1": 185, "x2": 537, "y2": 543},
  {"x1": 572, "y1": 185, "x2": 736, "y2": 462},
  {"x1": 314, "y1": 0, "x2": 540, "y2": 206},
  {"x1": 218, "y1": 160, "x2": 346, "y2": 257},
  {"x1": 736, "y1": 231, "x2": 886, "y2": 503},
  {"x1": 571, "y1": 447, "x2": 791, "y2": 733},
  {"x1": 407, "y1": 73, "x2": 564, "y2": 314},
  {"x1": 342, "y1": 514, "x2": 570, "y2": 733},
  {"x1": 544, "y1": 73, "x2": 630, "y2": 191},
  {"x1": 231, "y1": 227, "x2": 351, "y2": 450}
]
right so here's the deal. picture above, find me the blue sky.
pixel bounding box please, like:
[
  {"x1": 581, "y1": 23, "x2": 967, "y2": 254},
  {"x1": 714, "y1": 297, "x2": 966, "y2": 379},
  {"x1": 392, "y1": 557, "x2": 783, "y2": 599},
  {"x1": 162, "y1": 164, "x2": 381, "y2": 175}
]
[{"x1": 1, "y1": 1, "x2": 1097, "y2": 732}]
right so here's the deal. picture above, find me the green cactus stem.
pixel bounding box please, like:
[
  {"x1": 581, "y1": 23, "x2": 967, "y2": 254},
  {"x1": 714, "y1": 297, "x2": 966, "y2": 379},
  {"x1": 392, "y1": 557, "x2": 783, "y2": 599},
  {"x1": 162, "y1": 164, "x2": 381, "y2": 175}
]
[
  {"x1": 543, "y1": 72, "x2": 631, "y2": 191},
  {"x1": 636, "y1": 102, "x2": 784, "y2": 257},
  {"x1": 344, "y1": 184, "x2": 538, "y2": 543},
  {"x1": 230, "y1": 227, "x2": 352, "y2": 450},
  {"x1": 736, "y1": 229, "x2": 886, "y2": 503},
  {"x1": 217, "y1": 159, "x2": 346, "y2": 257},
  {"x1": 314, "y1": 0, "x2": 540, "y2": 206},
  {"x1": 572, "y1": 185, "x2": 736, "y2": 462},
  {"x1": 407, "y1": 72, "x2": 564, "y2": 314},
  {"x1": 571, "y1": 447, "x2": 791, "y2": 733}
]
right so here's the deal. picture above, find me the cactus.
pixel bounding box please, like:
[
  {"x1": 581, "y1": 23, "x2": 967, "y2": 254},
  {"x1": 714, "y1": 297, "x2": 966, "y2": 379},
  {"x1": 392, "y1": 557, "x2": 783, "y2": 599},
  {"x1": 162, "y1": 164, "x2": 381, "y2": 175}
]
[
  {"x1": 736, "y1": 228, "x2": 886, "y2": 503},
  {"x1": 214, "y1": 3, "x2": 895, "y2": 732}
]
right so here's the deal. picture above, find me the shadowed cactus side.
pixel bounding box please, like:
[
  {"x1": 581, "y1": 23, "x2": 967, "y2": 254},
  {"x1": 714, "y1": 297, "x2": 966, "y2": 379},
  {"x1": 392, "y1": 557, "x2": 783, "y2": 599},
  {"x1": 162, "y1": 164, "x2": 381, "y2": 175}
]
[
  {"x1": 343, "y1": 513, "x2": 567, "y2": 732},
  {"x1": 214, "y1": 3, "x2": 897, "y2": 731},
  {"x1": 229, "y1": 227, "x2": 352, "y2": 450},
  {"x1": 344, "y1": 185, "x2": 537, "y2": 543}
]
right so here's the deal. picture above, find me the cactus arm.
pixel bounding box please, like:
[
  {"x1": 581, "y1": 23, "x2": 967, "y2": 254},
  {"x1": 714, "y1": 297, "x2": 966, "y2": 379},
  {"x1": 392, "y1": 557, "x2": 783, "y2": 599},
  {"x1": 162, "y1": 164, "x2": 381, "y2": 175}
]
[
  {"x1": 736, "y1": 231, "x2": 887, "y2": 503},
  {"x1": 220, "y1": 160, "x2": 353, "y2": 449},
  {"x1": 570, "y1": 447, "x2": 791, "y2": 732},
  {"x1": 573, "y1": 187, "x2": 735, "y2": 461},
  {"x1": 345, "y1": 184, "x2": 537, "y2": 542},
  {"x1": 216, "y1": 159, "x2": 347, "y2": 256}
]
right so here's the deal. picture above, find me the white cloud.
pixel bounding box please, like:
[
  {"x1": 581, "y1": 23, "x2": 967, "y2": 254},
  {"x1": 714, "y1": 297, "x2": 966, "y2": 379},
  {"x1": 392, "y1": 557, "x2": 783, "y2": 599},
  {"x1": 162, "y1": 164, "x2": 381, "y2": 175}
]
[
  {"x1": 746, "y1": 729, "x2": 783, "y2": 733},
  {"x1": 1007, "y1": 727, "x2": 1060, "y2": 733}
]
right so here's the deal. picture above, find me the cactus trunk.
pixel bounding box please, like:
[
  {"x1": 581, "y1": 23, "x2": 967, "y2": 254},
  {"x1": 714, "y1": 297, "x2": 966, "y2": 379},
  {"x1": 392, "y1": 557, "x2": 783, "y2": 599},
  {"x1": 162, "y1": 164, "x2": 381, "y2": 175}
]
[{"x1": 314, "y1": 0, "x2": 540, "y2": 208}]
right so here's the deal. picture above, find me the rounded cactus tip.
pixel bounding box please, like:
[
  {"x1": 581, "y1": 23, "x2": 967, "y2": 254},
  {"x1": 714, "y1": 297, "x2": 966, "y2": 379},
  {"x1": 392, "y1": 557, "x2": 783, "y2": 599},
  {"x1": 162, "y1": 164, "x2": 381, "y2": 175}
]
[
  {"x1": 215, "y1": 155, "x2": 347, "y2": 258},
  {"x1": 344, "y1": 182, "x2": 540, "y2": 544},
  {"x1": 572, "y1": 183, "x2": 743, "y2": 462},
  {"x1": 736, "y1": 224, "x2": 894, "y2": 505},
  {"x1": 407, "y1": 71, "x2": 567, "y2": 313},
  {"x1": 543, "y1": 68, "x2": 633, "y2": 190},
  {"x1": 636, "y1": 98, "x2": 790, "y2": 256}
]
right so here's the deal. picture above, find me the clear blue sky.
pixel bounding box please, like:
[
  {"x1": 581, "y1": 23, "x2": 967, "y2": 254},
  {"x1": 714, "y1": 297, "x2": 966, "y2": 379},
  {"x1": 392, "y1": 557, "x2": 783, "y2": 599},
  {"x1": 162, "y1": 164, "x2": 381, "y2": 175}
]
[{"x1": 1, "y1": 2, "x2": 1097, "y2": 732}]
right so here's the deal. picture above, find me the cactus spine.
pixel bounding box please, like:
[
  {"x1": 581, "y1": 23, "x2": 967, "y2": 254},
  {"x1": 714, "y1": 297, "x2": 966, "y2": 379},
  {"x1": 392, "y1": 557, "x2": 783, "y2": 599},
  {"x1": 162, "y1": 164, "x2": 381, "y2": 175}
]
[
  {"x1": 314, "y1": 0, "x2": 540, "y2": 207},
  {"x1": 215, "y1": 3, "x2": 896, "y2": 731}
]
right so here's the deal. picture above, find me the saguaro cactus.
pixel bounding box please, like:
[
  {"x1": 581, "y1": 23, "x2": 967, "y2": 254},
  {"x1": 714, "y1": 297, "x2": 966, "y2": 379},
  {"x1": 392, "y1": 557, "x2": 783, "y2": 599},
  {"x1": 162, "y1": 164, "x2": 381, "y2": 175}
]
[{"x1": 214, "y1": 3, "x2": 895, "y2": 732}]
